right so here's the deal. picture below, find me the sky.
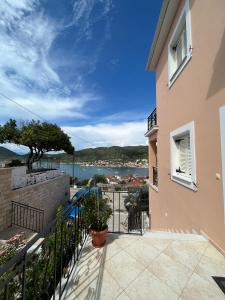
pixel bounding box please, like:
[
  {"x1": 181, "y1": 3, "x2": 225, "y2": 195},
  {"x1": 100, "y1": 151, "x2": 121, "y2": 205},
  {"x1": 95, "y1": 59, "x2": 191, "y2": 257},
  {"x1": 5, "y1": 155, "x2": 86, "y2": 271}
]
[{"x1": 0, "y1": 0, "x2": 163, "y2": 153}]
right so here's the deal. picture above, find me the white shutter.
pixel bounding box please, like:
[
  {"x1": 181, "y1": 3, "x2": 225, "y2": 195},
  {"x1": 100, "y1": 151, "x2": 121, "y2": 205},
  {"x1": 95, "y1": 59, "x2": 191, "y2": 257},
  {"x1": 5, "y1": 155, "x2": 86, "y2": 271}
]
[
  {"x1": 179, "y1": 137, "x2": 187, "y2": 173},
  {"x1": 186, "y1": 136, "x2": 192, "y2": 176},
  {"x1": 176, "y1": 133, "x2": 192, "y2": 178},
  {"x1": 181, "y1": 27, "x2": 187, "y2": 61},
  {"x1": 176, "y1": 37, "x2": 183, "y2": 67},
  {"x1": 169, "y1": 50, "x2": 177, "y2": 78}
]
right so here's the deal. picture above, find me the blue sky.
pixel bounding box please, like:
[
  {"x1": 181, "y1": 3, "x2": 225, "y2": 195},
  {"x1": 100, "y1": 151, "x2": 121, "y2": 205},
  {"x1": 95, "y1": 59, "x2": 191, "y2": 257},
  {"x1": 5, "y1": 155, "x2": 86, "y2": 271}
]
[{"x1": 0, "y1": 0, "x2": 162, "y2": 152}]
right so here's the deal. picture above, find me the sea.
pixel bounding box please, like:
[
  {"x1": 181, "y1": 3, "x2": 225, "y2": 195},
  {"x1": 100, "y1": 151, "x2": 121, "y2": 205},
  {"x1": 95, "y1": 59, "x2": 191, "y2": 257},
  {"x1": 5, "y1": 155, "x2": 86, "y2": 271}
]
[{"x1": 40, "y1": 162, "x2": 148, "y2": 180}]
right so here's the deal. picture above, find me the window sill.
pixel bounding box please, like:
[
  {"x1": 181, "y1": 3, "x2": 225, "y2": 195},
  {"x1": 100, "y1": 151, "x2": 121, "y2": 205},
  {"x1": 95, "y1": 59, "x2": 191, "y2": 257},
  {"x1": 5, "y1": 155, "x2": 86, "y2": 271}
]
[
  {"x1": 150, "y1": 183, "x2": 158, "y2": 192},
  {"x1": 171, "y1": 173, "x2": 197, "y2": 191},
  {"x1": 168, "y1": 53, "x2": 192, "y2": 88}
]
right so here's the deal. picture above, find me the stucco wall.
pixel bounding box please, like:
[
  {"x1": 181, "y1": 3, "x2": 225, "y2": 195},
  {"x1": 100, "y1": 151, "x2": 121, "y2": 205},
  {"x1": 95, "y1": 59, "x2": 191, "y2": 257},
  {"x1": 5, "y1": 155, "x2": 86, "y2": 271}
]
[
  {"x1": 0, "y1": 168, "x2": 70, "y2": 232},
  {"x1": 150, "y1": 0, "x2": 225, "y2": 252}
]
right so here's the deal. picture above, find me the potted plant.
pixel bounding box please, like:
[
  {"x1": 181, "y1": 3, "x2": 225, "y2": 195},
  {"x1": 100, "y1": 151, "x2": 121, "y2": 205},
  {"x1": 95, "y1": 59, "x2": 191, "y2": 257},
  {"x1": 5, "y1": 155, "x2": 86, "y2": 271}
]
[{"x1": 83, "y1": 194, "x2": 112, "y2": 247}]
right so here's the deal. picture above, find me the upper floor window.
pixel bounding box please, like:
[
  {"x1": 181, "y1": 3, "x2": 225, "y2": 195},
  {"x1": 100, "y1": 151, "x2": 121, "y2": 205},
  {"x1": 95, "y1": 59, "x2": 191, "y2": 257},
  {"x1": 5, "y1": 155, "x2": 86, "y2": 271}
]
[{"x1": 168, "y1": 0, "x2": 192, "y2": 87}]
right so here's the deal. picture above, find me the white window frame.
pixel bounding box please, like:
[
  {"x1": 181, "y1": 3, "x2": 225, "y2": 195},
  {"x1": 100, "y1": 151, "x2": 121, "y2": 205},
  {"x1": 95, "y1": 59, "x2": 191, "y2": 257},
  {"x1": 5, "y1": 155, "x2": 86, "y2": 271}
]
[
  {"x1": 170, "y1": 121, "x2": 196, "y2": 191},
  {"x1": 168, "y1": 0, "x2": 192, "y2": 87},
  {"x1": 219, "y1": 106, "x2": 225, "y2": 226}
]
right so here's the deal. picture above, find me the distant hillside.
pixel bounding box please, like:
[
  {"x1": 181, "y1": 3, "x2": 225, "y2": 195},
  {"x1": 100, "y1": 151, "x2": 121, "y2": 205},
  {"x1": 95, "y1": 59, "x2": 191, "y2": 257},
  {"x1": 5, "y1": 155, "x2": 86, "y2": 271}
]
[
  {"x1": 0, "y1": 146, "x2": 20, "y2": 161},
  {"x1": 52, "y1": 146, "x2": 148, "y2": 162},
  {"x1": 0, "y1": 145, "x2": 148, "y2": 163}
]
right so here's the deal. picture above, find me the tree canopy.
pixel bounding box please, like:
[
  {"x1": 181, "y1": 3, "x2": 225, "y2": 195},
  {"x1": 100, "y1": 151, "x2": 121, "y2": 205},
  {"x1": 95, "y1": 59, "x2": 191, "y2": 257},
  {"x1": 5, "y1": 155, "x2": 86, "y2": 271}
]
[{"x1": 0, "y1": 119, "x2": 74, "y2": 170}]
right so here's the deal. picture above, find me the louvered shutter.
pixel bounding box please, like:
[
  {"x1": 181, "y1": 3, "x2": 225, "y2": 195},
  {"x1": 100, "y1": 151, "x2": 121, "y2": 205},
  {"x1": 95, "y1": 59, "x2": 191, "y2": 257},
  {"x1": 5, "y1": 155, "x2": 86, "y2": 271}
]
[
  {"x1": 176, "y1": 27, "x2": 187, "y2": 68},
  {"x1": 178, "y1": 134, "x2": 191, "y2": 177},
  {"x1": 180, "y1": 27, "x2": 187, "y2": 61},
  {"x1": 170, "y1": 50, "x2": 177, "y2": 78}
]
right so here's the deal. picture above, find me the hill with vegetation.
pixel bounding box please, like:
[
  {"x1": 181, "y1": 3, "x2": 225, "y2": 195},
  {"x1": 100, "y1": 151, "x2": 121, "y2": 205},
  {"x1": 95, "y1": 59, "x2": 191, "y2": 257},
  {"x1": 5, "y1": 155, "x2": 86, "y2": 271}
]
[
  {"x1": 53, "y1": 146, "x2": 148, "y2": 162},
  {"x1": 0, "y1": 146, "x2": 21, "y2": 161},
  {"x1": 0, "y1": 145, "x2": 148, "y2": 163}
]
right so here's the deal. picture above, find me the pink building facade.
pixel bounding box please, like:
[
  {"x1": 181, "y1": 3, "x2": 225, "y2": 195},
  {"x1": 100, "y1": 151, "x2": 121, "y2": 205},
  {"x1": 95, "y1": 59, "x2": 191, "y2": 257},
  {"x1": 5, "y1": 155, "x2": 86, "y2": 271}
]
[{"x1": 146, "y1": 0, "x2": 225, "y2": 253}]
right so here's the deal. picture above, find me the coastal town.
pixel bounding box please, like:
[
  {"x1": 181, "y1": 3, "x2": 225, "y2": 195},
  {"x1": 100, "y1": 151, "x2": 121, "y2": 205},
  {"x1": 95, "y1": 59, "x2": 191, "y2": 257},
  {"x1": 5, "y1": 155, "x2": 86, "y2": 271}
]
[{"x1": 78, "y1": 159, "x2": 148, "y2": 168}]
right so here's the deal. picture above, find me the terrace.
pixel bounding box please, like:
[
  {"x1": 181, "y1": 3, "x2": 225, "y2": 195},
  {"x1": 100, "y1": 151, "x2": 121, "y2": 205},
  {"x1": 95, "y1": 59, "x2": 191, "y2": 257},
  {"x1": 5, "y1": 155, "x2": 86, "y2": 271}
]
[
  {"x1": 0, "y1": 190, "x2": 225, "y2": 299},
  {"x1": 62, "y1": 233, "x2": 225, "y2": 300}
]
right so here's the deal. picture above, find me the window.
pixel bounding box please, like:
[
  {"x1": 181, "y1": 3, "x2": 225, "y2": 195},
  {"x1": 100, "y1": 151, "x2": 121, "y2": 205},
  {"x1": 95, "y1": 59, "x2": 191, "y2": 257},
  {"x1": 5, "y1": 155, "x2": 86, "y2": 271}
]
[
  {"x1": 170, "y1": 122, "x2": 196, "y2": 190},
  {"x1": 168, "y1": 0, "x2": 192, "y2": 86}
]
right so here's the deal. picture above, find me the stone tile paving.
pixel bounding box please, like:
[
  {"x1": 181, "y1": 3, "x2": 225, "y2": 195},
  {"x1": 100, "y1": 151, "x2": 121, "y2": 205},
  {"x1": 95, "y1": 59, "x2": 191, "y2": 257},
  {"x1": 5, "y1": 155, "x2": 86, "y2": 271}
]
[{"x1": 62, "y1": 232, "x2": 225, "y2": 300}]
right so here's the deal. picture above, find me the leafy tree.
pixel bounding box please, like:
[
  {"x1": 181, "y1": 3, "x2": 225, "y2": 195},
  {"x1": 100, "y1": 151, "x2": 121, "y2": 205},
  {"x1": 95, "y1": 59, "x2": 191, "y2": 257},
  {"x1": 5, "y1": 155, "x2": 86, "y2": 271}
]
[
  {"x1": 0, "y1": 119, "x2": 74, "y2": 170},
  {"x1": 92, "y1": 174, "x2": 108, "y2": 184},
  {"x1": 7, "y1": 159, "x2": 23, "y2": 167}
]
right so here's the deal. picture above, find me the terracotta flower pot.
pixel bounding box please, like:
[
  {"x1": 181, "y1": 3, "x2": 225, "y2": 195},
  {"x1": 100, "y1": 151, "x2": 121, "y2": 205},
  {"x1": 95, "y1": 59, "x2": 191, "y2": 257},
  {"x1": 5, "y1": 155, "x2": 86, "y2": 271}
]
[{"x1": 91, "y1": 227, "x2": 108, "y2": 248}]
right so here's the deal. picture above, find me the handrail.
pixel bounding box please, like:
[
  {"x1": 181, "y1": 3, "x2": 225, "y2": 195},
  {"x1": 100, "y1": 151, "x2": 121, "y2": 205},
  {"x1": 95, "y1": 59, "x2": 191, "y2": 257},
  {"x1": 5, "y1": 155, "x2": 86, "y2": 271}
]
[
  {"x1": 11, "y1": 201, "x2": 44, "y2": 233},
  {"x1": 11, "y1": 201, "x2": 44, "y2": 213},
  {"x1": 1, "y1": 198, "x2": 87, "y2": 299},
  {"x1": 147, "y1": 108, "x2": 157, "y2": 131}
]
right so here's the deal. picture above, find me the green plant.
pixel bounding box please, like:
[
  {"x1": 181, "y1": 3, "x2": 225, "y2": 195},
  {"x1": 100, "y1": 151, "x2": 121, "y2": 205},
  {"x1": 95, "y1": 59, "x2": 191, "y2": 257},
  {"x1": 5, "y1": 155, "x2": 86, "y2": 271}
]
[
  {"x1": 83, "y1": 195, "x2": 112, "y2": 231},
  {"x1": 0, "y1": 119, "x2": 74, "y2": 170},
  {"x1": 77, "y1": 178, "x2": 89, "y2": 186},
  {"x1": 92, "y1": 174, "x2": 108, "y2": 184},
  {"x1": 7, "y1": 159, "x2": 24, "y2": 167},
  {"x1": 0, "y1": 207, "x2": 82, "y2": 300}
]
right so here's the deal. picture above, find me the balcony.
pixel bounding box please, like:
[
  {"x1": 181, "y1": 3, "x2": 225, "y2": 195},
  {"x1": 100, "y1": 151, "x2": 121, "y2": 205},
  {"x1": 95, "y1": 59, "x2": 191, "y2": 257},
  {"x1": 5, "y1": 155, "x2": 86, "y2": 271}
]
[{"x1": 145, "y1": 108, "x2": 158, "y2": 137}]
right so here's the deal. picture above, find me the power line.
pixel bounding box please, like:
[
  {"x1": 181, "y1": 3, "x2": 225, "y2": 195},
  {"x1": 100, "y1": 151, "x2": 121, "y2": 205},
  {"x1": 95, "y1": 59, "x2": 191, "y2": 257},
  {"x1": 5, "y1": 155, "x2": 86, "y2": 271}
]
[
  {"x1": 0, "y1": 92, "x2": 46, "y2": 121},
  {"x1": 0, "y1": 92, "x2": 91, "y2": 146}
]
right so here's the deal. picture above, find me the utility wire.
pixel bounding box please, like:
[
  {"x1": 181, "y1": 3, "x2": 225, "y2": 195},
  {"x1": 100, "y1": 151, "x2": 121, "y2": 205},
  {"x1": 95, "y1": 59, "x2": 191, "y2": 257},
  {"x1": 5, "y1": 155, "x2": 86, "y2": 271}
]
[
  {"x1": 0, "y1": 92, "x2": 46, "y2": 121},
  {"x1": 0, "y1": 92, "x2": 91, "y2": 145}
]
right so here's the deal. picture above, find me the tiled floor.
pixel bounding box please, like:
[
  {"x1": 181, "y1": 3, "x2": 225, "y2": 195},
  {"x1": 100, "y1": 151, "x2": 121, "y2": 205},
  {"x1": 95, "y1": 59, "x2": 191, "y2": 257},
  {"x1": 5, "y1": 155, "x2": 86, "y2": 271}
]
[{"x1": 62, "y1": 233, "x2": 225, "y2": 300}]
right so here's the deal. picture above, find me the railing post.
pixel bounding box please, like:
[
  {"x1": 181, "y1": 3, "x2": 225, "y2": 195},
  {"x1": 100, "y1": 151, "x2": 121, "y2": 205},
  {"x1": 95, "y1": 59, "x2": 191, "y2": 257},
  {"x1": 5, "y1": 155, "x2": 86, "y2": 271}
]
[
  {"x1": 53, "y1": 227, "x2": 57, "y2": 300},
  {"x1": 59, "y1": 219, "x2": 63, "y2": 298},
  {"x1": 4, "y1": 284, "x2": 9, "y2": 300},
  {"x1": 21, "y1": 253, "x2": 27, "y2": 300}
]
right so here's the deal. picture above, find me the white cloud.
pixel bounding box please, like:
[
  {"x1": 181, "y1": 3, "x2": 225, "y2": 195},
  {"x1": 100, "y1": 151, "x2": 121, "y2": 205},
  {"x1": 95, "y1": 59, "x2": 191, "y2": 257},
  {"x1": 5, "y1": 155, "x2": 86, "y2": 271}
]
[
  {"x1": 1, "y1": 121, "x2": 147, "y2": 153},
  {"x1": 0, "y1": 0, "x2": 99, "y2": 121},
  {"x1": 0, "y1": 93, "x2": 98, "y2": 120},
  {"x1": 63, "y1": 121, "x2": 147, "y2": 150},
  {"x1": 100, "y1": 111, "x2": 147, "y2": 123},
  {"x1": 0, "y1": 0, "x2": 60, "y2": 90},
  {"x1": 72, "y1": 0, "x2": 113, "y2": 41}
]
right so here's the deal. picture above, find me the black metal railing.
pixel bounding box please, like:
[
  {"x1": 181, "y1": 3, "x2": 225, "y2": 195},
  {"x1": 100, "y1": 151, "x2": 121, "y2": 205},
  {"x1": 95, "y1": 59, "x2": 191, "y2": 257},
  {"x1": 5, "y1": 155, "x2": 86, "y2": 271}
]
[
  {"x1": 0, "y1": 189, "x2": 146, "y2": 299},
  {"x1": 102, "y1": 189, "x2": 145, "y2": 235},
  {"x1": 12, "y1": 201, "x2": 44, "y2": 233},
  {"x1": 152, "y1": 167, "x2": 158, "y2": 187},
  {"x1": 147, "y1": 108, "x2": 157, "y2": 131},
  {"x1": 1, "y1": 198, "x2": 88, "y2": 300}
]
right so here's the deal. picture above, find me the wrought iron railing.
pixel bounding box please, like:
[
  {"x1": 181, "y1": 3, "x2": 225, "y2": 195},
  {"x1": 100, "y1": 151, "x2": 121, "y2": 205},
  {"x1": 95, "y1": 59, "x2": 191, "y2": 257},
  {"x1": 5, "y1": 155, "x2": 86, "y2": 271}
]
[
  {"x1": 153, "y1": 167, "x2": 158, "y2": 187},
  {"x1": 0, "y1": 189, "x2": 146, "y2": 299},
  {"x1": 12, "y1": 201, "x2": 44, "y2": 233},
  {"x1": 147, "y1": 108, "x2": 157, "y2": 131},
  {"x1": 1, "y1": 198, "x2": 88, "y2": 300},
  {"x1": 102, "y1": 189, "x2": 146, "y2": 235}
]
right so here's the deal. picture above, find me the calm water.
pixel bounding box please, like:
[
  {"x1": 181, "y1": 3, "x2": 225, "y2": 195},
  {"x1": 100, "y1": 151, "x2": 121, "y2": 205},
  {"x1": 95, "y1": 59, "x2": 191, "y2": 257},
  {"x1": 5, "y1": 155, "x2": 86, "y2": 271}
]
[{"x1": 53, "y1": 163, "x2": 148, "y2": 180}]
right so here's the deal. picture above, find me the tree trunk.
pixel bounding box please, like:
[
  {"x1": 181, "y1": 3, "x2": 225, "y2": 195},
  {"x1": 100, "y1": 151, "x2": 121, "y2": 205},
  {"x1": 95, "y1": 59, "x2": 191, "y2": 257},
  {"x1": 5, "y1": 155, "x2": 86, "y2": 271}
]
[{"x1": 27, "y1": 147, "x2": 33, "y2": 172}]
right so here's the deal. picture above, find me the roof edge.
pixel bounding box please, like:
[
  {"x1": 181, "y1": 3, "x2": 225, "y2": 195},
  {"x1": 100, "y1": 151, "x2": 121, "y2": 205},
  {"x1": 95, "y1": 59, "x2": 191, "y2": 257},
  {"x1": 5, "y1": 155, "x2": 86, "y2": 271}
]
[{"x1": 146, "y1": 0, "x2": 180, "y2": 71}]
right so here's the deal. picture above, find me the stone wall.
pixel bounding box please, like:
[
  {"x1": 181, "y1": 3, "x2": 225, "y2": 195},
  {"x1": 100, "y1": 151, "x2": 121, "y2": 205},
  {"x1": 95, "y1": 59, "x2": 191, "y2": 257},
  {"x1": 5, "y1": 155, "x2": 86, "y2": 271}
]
[
  {"x1": 0, "y1": 168, "x2": 70, "y2": 232},
  {"x1": 11, "y1": 167, "x2": 62, "y2": 189}
]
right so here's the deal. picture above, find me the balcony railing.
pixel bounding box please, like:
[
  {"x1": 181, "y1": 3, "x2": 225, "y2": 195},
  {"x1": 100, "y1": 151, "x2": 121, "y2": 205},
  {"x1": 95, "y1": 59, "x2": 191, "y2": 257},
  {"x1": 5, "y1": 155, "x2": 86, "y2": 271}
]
[
  {"x1": 153, "y1": 166, "x2": 158, "y2": 187},
  {"x1": 12, "y1": 201, "x2": 44, "y2": 233},
  {"x1": 147, "y1": 108, "x2": 157, "y2": 133},
  {"x1": 0, "y1": 189, "x2": 146, "y2": 299}
]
